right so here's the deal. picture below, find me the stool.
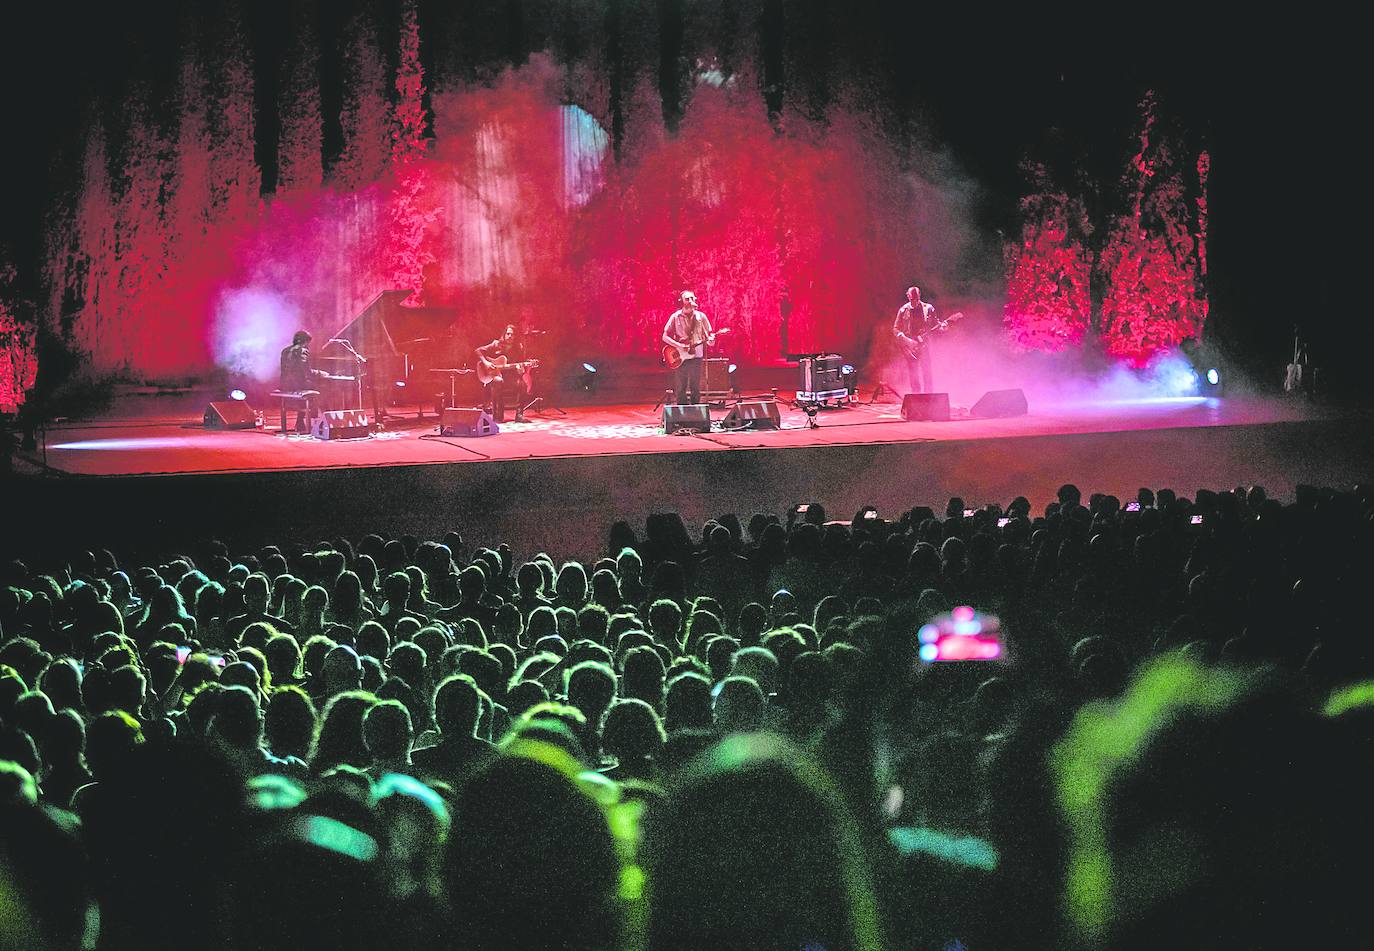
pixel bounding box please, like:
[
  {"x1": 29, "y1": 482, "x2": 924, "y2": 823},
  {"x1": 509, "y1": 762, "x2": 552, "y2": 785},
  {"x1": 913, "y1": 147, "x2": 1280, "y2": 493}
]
[{"x1": 268, "y1": 390, "x2": 320, "y2": 435}]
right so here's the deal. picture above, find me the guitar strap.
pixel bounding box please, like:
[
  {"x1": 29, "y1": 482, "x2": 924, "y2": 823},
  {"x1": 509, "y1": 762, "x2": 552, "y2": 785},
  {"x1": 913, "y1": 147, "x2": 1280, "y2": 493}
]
[{"x1": 677, "y1": 311, "x2": 707, "y2": 358}]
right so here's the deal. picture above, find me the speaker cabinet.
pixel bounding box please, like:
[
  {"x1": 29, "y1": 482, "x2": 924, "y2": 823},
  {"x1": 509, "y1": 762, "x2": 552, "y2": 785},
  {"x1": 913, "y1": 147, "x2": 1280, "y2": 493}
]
[
  {"x1": 663, "y1": 403, "x2": 712, "y2": 433},
  {"x1": 204, "y1": 401, "x2": 258, "y2": 430},
  {"x1": 799, "y1": 355, "x2": 845, "y2": 393},
  {"x1": 901, "y1": 392, "x2": 951, "y2": 422},
  {"x1": 702, "y1": 357, "x2": 731, "y2": 394},
  {"x1": 440, "y1": 407, "x2": 499, "y2": 437},
  {"x1": 311, "y1": 409, "x2": 371, "y2": 440},
  {"x1": 971, "y1": 388, "x2": 1028, "y2": 418},
  {"x1": 721, "y1": 400, "x2": 781, "y2": 431}
]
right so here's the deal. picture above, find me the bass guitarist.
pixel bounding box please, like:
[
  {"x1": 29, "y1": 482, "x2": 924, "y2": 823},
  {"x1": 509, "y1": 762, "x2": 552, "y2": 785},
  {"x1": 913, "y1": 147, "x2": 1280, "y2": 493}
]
[
  {"x1": 662, "y1": 290, "x2": 717, "y2": 405},
  {"x1": 893, "y1": 285, "x2": 957, "y2": 395},
  {"x1": 476, "y1": 324, "x2": 537, "y2": 423}
]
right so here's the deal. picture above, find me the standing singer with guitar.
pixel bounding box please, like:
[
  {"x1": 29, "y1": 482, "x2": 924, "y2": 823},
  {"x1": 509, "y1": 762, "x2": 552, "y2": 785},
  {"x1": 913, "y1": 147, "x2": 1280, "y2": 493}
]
[
  {"x1": 893, "y1": 286, "x2": 960, "y2": 395},
  {"x1": 476, "y1": 324, "x2": 538, "y2": 423},
  {"x1": 662, "y1": 290, "x2": 720, "y2": 406}
]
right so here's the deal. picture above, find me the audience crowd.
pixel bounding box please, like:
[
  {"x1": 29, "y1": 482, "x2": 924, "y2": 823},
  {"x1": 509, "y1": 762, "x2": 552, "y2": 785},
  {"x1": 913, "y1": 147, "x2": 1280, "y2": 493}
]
[{"x1": 1, "y1": 482, "x2": 1371, "y2": 951}]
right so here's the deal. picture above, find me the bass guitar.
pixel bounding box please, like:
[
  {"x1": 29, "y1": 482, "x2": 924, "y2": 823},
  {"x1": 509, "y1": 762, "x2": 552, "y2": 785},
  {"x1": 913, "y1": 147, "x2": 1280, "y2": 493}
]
[
  {"x1": 663, "y1": 327, "x2": 731, "y2": 369},
  {"x1": 899, "y1": 312, "x2": 964, "y2": 359},
  {"x1": 476, "y1": 355, "x2": 540, "y2": 387}
]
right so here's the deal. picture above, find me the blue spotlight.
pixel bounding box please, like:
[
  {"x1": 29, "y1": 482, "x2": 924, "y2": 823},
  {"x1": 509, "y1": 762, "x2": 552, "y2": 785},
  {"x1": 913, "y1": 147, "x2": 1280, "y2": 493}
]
[{"x1": 579, "y1": 363, "x2": 598, "y2": 393}]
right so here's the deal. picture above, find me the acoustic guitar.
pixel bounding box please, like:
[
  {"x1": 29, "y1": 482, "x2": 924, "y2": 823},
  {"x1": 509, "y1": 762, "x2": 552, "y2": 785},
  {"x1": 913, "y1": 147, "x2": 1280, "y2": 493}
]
[
  {"x1": 663, "y1": 328, "x2": 731, "y2": 369},
  {"x1": 898, "y1": 312, "x2": 964, "y2": 359},
  {"x1": 476, "y1": 355, "x2": 540, "y2": 387}
]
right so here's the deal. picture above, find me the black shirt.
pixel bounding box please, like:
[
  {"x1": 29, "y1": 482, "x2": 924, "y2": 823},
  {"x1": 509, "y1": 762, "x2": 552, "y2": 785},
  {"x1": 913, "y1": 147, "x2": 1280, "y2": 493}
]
[{"x1": 280, "y1": 343, "x2": 316, "y2": 391}]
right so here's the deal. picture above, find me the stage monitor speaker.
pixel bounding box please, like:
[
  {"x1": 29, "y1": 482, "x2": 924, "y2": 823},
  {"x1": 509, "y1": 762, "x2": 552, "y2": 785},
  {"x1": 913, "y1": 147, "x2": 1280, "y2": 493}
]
[
  {"x1": 721, "y1": 400, "x2": 781, "y2": 431},
  {"x1": 663, "y1": 403, "x2": 711, "y2": 434},
  {"x1": 971, "y1": 388, "x2": 1028, "y2": 418},
  {"x1": 901, "y1": 392, "x2": 951, "y2": 422},
  {"x1": 204, "y1": 401, "x2": 257, "y2": 430},
  {"x1": 702, "y1": 357, "x2": 731, "y2": 394},
  {"x1": 312, "y1": 409, "x2": 371, "y2": 440},
  {"x1": 440, "y1": 407, "x2": 499, "y2": 437}
]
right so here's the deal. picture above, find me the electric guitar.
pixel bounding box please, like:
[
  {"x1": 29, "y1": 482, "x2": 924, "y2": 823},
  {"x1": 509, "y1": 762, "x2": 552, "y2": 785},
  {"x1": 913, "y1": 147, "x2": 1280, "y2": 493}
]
[
  {"x1": 663, "y1": 328, "x2": 731, "y2": 369},
  {"x1": 476, "y1": 355, "x2": 541, "y2": 387},
  {"x1": 898, "y1": 311, "x2": 964, "y2": 359}
]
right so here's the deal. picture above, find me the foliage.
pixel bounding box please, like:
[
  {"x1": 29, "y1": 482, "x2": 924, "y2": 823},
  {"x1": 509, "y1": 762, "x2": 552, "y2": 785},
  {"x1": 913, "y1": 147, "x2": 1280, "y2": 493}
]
[
  {"x1": 277, "y1": 0, "x2": 324, "y2": 194},
  {"x1": 1098, "y1": 92, "x2": 1207, "y2": 365},
  {"x1": 384, "y1": 0, "x2": 438, "y2": 299},
  {"x1": 1003, "y1": 161, "x2": 1094, "y2": 352},
  {"x1": 1006, "y1": 92, "x2": 1209, "y2": 365},
  {"x1": 0, "y1": 260, "x2": 39, "y2": 408}
]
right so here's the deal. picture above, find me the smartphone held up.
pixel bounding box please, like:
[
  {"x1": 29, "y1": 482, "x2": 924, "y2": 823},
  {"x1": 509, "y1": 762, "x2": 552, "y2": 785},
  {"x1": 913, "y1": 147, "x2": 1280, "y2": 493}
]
[{"x1": 917, "y1": 606, "x2": 1005, "y2": 663}]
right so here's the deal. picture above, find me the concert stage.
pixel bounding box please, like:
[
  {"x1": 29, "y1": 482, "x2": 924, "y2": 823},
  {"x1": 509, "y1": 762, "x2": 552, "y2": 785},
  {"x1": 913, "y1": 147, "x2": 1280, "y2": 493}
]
[{"x1": 12, "y1": 391, "x2": 1371, "y2": 561}]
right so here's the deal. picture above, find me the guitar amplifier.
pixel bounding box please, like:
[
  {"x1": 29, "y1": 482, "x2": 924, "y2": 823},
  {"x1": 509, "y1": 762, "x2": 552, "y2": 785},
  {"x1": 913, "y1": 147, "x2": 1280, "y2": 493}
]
[
  {"x1": 311, "y1": 409, "x2": 371, "y2": 440},
  {"x1": 440, "y1": 407, "x2": 499, "y2": 437},
  {"x1": 799, "y1": 355, "x2": 845, "y2": 393},
  {"x1": 702, "y1": 358, "x2": 731, "y2": 394}
]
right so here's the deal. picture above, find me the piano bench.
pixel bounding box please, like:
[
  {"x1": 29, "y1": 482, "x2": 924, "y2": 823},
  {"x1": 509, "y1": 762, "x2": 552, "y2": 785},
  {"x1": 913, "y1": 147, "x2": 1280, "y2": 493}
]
[{"x1": 268, "y1": 390, "x2": 321, "y2": 435}]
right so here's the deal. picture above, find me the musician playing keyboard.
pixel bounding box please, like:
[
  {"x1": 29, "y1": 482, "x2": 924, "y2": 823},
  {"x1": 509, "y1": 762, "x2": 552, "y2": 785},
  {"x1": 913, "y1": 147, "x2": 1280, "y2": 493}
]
[
  {"x1": 279, "y1": 330, "x2": 332, "y2": 432},
  {"x1": 476, "y1": 324, "x2": 529, "y2": 423}
]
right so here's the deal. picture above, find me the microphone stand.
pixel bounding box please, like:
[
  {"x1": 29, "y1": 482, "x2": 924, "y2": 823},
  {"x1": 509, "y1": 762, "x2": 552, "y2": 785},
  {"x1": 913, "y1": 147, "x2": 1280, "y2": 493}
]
[
  {"x1": 519, "y1": 331, "x2": 566, "y2": 418},
  {"x1": 331, "y1": 339, "x2": 369, "y2": 419}
]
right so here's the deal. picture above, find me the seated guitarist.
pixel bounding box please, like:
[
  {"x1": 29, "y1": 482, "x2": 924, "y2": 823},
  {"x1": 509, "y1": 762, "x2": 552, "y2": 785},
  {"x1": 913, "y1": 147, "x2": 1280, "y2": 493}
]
[
  {"x1": 476, "y1": 324, "x2": 529, "y2": 423},
  {"x1": 893, "y1": 285, "x2": 943, "y2": 394},
  {"x1": 662, "y1": 290, "x2": 716, "y2": 405}
]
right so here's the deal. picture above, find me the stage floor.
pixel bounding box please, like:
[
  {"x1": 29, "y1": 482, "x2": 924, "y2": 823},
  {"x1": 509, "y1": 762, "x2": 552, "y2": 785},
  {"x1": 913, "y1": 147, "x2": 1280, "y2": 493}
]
[
  {"x1": 12, "y1": 390, "x2": 1371, "y2": 561},
  {"x1": 27, "y1": 391, "x2": 1330, "y2": 478}
]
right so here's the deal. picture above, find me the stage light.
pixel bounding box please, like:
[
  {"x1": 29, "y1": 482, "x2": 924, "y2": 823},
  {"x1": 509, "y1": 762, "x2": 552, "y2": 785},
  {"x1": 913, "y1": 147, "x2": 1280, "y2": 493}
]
[
  {"x1": 579, "y1": 363, "x2": 598, "y2": 392},
  {"x1": 229, "y1": 389, "x2": 247, "y2": 401},
  {"x1": 1206, "y1": 368, "x2": 1220, "y2": 386},
  {"x1": 728, "y1": 363, "x2": 738, "y2": 374},
  {"x1": 583, "y1": 363, "x2": 597, "y2": 373}
]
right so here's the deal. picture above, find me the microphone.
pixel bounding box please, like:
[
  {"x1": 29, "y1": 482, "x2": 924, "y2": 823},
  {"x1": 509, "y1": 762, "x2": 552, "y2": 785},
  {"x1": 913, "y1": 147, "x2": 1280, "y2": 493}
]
[{"x1": 328, "y1": 339, "x2": 366, "y2": 362}]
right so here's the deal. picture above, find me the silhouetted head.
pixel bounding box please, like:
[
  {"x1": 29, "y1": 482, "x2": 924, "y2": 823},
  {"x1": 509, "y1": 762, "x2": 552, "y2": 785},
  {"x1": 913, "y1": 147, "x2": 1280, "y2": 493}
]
[
  {"x1": 644, "y1": 733, "x2": 881, "y2": 951},
  {"x1": 444, "y1": 745, "x2": 621, "y2": 951}
]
